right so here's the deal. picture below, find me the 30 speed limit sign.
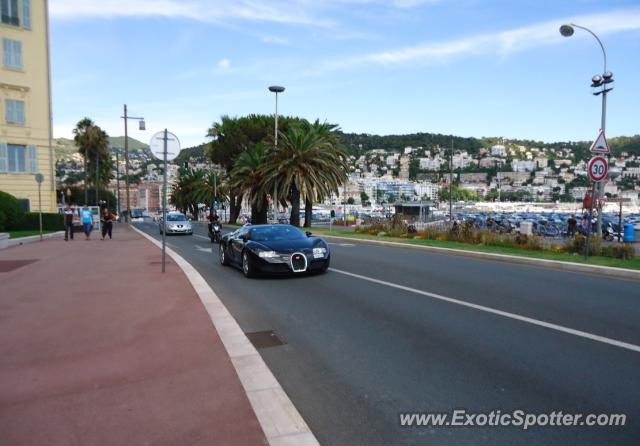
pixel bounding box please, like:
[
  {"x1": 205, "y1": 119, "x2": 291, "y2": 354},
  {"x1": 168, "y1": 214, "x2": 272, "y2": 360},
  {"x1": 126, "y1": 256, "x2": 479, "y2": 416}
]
[{"x1": 588, "y1": 156, "x2": 608, "y2": 182}]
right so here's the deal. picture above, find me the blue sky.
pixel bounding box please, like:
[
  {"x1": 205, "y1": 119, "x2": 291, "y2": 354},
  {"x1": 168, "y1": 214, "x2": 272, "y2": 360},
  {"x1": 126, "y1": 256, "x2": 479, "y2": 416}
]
[{"x1": 49, "y1": 0, "x2": 640, "y2": 148}]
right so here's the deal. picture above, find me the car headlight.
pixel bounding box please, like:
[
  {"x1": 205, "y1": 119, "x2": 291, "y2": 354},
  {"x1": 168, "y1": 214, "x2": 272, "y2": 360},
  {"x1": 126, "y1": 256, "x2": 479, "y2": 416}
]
[
  {"x1": 313, "y1": 247, "x2": 327, "y2": 257},
  {"x1": 258, "y1": 250, "x2": 278, "y2": 258}
]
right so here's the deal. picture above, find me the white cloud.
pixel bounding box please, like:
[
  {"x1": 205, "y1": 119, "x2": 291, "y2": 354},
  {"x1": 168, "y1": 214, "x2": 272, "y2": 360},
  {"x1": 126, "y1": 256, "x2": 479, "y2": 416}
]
[
  {"x1": 322, "y1": 8, "x2": 640, "y2": 69},
  {"x1": 50, "y1": 0, "x2": 334, "y2": 27},
  {"x1": 50, "y1": 0, "x2": 442, "y2": 27},
  {"x1": 217, "y1": 58, "x2": 231, "y2": 71},
  {"x1": 262, "y1": 35, "x2": 290, "y2": 45}
]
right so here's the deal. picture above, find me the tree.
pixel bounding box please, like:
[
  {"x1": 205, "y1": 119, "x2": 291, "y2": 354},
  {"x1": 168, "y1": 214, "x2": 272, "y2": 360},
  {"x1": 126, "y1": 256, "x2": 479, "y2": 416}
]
[
  {"x1": 360, "y1": 191, "x2": 370, "y2": 206},
  {"x1": 193, "y1": 170, "x2": 227, "y2": 212},
  {"x1": 170, "y1": 168, "x2": 206, "y2": 217},
  {"x1": 346, "y1": 197, "x2": 355, "y2": 205},
  {"x1": 73, "y1": 118, "x2": 113, "y2": 204},
  {"x1": 439, "y1": 185, "x2": 477, "y2": 202},
  {"x1": 229, "y1": 144, "x2": 270, "y2": 224},
  {"x1": 206, "y1": 114, "x2": 304, "y2": 223},
  {"x1": 261, "y1": 120, "x2": 348, "y2": 227}
]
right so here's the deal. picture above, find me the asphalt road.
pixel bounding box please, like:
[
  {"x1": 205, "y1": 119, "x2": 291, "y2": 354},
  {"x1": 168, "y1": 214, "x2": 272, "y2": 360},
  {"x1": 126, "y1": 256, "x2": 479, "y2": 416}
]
[{"x1": 135, "y1": 220, "x2": 640, "y2": 445}]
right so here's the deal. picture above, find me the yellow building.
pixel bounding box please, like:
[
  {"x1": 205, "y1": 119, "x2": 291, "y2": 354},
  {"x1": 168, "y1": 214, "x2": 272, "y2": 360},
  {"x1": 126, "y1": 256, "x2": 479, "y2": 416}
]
[{"x1": 0, "y1": 0, "x2": 56, "y2": 212}]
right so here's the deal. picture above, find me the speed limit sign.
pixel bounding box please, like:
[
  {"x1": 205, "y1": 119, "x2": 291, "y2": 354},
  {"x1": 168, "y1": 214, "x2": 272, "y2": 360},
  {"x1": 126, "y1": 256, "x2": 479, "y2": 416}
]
[{"x1": 588, "y1": 156, "x2": 608, "y2": 182}]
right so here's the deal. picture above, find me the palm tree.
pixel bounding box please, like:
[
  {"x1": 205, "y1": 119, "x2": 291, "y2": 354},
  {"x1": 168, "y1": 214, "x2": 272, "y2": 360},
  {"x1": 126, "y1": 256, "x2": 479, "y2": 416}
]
[
  {"x1": 229, "y1": 144, "x2": 270, "y2": 224},
  {"x1": 73, "y1": 117, "x2": 111, "y2": 205},
  {"x1": 261, "y1": 120, "x2": 347, "y2": 227},
  {"x1": 170, "y1": 168, "x2": 206, "y2": 217},
  {"x1": 193, "y1": 169, "x2": 227, "y2": 214}
]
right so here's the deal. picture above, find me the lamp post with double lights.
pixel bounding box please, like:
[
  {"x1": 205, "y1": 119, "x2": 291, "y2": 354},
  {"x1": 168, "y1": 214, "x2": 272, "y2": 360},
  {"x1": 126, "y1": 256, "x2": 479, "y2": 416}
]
[
  {"x1": 120, "y1": 104, "x2": 146, "y2": 222},
  {"x1": 268, "y1": 86, "x2": 285, "y2": 222},
  {"x1": 560, "y1": 23, "x2": 613, "y2": 236}
]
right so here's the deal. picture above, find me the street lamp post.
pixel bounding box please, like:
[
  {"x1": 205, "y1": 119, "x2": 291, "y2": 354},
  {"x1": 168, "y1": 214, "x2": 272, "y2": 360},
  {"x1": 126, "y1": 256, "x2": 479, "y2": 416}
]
[
  {"x1": 115, "y1": 152, "x2": 121, "y2": 216},
  {"x1": 560, "y1": 23, "x2": 614, "y2": 237},
  {"x1": 268, "y1": 86, "x2": 285, "y2": 222},
  {"x1": 120, "y1": 104, "x2": 146, "y2": 222}
]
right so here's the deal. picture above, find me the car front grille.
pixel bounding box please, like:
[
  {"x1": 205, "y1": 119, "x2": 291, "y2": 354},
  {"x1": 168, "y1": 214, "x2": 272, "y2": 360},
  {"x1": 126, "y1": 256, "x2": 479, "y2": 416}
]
[{"x1": 290, "y1": 252, "x2": 307, "y2": 272}]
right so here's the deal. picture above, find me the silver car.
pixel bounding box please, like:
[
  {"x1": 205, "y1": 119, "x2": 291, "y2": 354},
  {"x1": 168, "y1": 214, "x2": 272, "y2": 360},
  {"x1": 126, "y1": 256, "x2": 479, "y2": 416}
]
[{"x1": 159, "y1": 212, "x2": 193, "y2": 235}]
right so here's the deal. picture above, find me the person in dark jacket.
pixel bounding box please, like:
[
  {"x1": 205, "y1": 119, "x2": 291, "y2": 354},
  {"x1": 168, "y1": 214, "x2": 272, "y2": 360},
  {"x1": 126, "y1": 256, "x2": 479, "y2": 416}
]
[
  {"x1": 64, "y1": 203, "x2": 74, "y2": 241},
  {"x1": 566, "y1": 214, "x2": 577, "y2": 238},
  {"x1": 101, "y1": 208, "x2": 115, "y2": 240}
]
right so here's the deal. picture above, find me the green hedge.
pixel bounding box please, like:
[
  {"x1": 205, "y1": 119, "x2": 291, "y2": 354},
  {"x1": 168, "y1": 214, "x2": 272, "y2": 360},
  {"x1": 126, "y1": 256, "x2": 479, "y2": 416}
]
[
  {"x1": 0, "y1": 191, "x2": 21, "y2": 231},
  {"x1": 17, "y1": 213, "x2": 64, "y2": 231}
]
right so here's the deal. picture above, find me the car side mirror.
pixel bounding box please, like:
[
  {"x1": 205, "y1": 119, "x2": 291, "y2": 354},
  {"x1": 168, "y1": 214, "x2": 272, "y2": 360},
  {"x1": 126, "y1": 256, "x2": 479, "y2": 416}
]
[{"x1": 306, "y1": 231, "x2": 312, "y2": 237}]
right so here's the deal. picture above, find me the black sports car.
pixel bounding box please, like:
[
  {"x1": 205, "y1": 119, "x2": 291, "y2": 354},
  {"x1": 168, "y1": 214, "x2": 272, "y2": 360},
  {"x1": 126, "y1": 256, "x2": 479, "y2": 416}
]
[{"x1": 219, "y1": 224, "x2": 330, "y2": 277}]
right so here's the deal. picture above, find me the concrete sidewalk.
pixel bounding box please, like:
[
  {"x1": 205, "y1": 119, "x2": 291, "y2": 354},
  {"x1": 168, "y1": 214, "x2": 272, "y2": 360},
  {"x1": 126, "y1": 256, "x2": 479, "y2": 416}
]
[{"x1": 0, "y1": 224, "x2": 267, "y2": 445}]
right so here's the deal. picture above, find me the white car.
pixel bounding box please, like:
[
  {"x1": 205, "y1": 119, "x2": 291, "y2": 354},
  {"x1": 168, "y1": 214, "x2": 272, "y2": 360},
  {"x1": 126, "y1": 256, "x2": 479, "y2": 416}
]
[{"x1": 159, "y1": 212, "x2": 193, "y2": 235}]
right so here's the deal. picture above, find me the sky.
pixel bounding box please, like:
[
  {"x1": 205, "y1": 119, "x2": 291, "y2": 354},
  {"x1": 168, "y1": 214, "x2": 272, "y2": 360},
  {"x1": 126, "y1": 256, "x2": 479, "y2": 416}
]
[{"x1": 49, "y1": 0, "x2": 640, "y2": 149}]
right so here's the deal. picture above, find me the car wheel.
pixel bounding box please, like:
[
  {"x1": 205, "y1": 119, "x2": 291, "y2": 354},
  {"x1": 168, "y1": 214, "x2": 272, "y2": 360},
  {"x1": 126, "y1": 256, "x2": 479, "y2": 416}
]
[
  {"x1": 320, "y1": 256, "x2": 330, "y2": 274},
  {"x1": 219, "y1": 244, "x2": 230, "y2": 266},
  {"x1": 242, "y1": 251, "x2": 255, "y2": 278}
]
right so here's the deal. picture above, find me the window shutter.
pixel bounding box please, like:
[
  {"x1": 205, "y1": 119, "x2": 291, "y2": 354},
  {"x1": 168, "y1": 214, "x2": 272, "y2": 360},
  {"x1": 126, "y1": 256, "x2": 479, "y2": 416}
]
[
  {"x1": 0, "y1": 142, "x2": 7, "y2": 172},
  {"x1": 22, "y1": 0, "x2": 31, "y2": 29},
  {"x1": 5, "y1": 100, "x2": 13, "y2": 123},
  {"x1": 14, "y1": 40, "x2": 22, "y2": 68},
  {"x1": 16, "y1": 100, "x2": 25, "y2": 124},
  {"x1": 2, "y1": 39, "x2": 9, "y2": 67},
  {"x1": 27, "y1": 144, "x2": 37, "y2": 172}
]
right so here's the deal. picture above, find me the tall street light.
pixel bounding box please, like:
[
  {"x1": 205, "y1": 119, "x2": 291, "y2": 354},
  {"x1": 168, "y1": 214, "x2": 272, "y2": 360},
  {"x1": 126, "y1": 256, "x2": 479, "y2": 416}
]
[
  {"x1": 268, "y1": 86, "x2": 285, "y2": 221},
  {"x1": 560, "y1": 23, "x2": 614, "y2": 236},
  {"x1": 120, "y1": 104, "x2": 146, "y2": 222}
]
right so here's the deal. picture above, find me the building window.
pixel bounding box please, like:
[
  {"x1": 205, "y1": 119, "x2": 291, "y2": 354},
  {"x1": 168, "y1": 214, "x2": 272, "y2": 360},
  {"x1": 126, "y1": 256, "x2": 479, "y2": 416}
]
[
  {"x1": 1, "y1": 0, "x2": 20, "y2": 26},
  {"x1": 5, "y1": 99, "x2": 25, "y2": 125},
  {"x1": 7, "y1": 144, "x2": 26, "y2": 172},
  {"x1": 2, "y1": 38, "x2": 23, "y2": 69}
]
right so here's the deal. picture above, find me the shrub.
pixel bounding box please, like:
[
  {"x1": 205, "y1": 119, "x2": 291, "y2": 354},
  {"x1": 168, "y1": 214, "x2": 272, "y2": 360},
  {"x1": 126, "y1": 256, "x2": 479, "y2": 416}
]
[
  {"x1": 563, "y1": 234, "x2": 601, "y2": 256},
  {"x1": 600, "y1": 245, "x2": 635, "y2": 260},
  {"x1": 0, "y1": 210, "x2": 6, "y2": 232},
  {"x1": 0, "y1": 191, "x2": 21, "y2": 230},
  {"x1": 17, "y1": 212, "x2": 64, "y2": 231}
]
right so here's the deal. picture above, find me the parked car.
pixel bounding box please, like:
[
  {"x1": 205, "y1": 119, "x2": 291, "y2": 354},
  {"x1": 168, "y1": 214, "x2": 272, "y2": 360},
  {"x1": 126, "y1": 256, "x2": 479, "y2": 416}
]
[
  {"x1": 219, "y1": 224, "x2": 330, "y2": 278},
  {"x1": 159, "y1": 212, "x2": 193, "y2": 235}
]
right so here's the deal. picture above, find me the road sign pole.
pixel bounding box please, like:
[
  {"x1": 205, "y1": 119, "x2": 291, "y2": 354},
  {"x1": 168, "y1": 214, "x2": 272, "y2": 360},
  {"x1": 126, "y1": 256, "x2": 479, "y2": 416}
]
[
  {"x1": 38, "y1": 182, "x2": 43, "y2": 241},
  {"x1": 162, "y1": 129, "x2": 168, "y2": 273},
  {"x1": 584, "y1": 182, "x2": 597, "y2": 260}
]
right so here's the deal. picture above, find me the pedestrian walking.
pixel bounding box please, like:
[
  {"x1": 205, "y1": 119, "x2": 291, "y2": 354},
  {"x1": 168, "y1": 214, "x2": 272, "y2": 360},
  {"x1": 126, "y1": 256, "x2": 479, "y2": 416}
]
[
  {"x1": 64, "y1": 203, "x2": 74, "y2": 241},
  {"x1": 566, "y1": 214, "x2": 577, "y2": 238},
  {"x1": 100, "y1": 208, "x2": 115, "y2": 240},
  {"x1": 80, "y1": 205, "x2": 93, "y2": 240}
]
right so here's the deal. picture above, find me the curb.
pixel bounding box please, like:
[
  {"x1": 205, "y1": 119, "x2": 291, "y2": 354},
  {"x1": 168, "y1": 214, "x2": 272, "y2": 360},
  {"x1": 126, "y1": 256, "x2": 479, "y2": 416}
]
[
  {"x1": 321, "y1": 234, "x2": 640, "y2": 281},
  {"x1": 131, "y1": 225, "x2": 320, "y2": 446},
  {"x1": 0, "y1": 231, "x2": 65, "y2": 250}
]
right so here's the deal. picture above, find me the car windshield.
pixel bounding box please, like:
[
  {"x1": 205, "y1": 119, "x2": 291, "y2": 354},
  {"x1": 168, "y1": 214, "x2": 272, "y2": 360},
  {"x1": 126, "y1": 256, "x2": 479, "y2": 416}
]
[
  {"x1": 249, "y1": 226, "x2": 306, "y2": 242},
  {"x1": 167, "y1": 214, "x2": 187, "y2": 222}
]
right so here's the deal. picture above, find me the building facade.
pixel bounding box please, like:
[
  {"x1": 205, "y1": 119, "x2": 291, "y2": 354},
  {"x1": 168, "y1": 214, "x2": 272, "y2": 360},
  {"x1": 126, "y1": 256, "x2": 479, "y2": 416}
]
[{"x1": 0, "y1": 0, "x2": 55, "y2": 211}]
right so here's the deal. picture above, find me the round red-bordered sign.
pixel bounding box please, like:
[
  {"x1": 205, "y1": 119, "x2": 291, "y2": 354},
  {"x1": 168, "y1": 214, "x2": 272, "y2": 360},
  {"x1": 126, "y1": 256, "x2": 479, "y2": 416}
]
[{"x1": 588, "y1": 156, "x2": 608, "y2": 182}]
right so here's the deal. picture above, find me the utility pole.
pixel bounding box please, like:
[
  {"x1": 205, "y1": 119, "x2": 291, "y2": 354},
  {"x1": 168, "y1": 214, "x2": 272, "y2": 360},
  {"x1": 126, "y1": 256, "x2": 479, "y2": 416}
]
[
  {"x1": 121, "y1": 104, "x2": 146, "y2": 222},
  {"x1": 449, "y1": 138, "x2": 453, "y2": 224},
  {"x1": 116, "y1": 152, "x2": 121, "y2": 215},
  {"x1": 95, "y1": 153, "x2": 99, "y2": 206},
  {"x1": 84, "y1": 146, "x2": 88, "y2": 205},
  {"x1": 123, "y1": 104, "x2": 130, "y2": 222}
]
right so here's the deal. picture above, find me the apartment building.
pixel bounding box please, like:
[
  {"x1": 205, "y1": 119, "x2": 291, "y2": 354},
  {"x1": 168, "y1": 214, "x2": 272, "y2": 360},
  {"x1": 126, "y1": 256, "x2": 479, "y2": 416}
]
[{"x1": 0, "y1": 0, "x2": 55, "y2": 211}]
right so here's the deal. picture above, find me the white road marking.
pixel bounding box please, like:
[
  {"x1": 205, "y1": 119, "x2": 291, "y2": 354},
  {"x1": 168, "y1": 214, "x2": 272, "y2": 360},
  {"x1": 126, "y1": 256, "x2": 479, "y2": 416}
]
[
  {"x1": 330, "y1": 268, "x2": 640, "y2": 354},
  {"x1": 195, "y1": 244, "x2": 212, "y2": 253},
  {"x1": 194, "y1": 234, "x2": 210, "y2": 240},
  {"x1": 328, "y1": 243, "x2": 355, "y2": 247}
]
